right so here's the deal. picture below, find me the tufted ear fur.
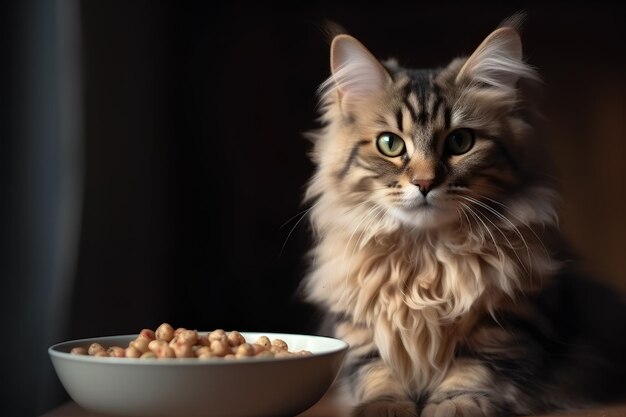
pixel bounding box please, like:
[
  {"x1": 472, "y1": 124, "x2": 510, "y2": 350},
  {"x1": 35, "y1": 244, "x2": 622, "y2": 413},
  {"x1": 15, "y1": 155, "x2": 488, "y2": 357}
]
[
  {"x1": 327, "y1": 35, "x2": 391, "y2": 111},
  {"x1": 456, "y1": 26, "x2": 537, "y2": 92}
]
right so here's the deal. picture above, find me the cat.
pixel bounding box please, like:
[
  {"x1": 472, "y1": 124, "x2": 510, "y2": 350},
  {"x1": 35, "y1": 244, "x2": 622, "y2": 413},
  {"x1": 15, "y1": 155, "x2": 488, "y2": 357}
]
[{"x1": 299, "y1": 15, "x2": 626, "y2": 417}]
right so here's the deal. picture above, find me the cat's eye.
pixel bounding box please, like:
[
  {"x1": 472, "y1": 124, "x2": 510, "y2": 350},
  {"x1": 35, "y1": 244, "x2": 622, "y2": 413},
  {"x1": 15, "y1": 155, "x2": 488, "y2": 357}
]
[
  {"x1": 444, "y1": 129, "x2": 475, "y2": 155},
  {"x1": 376, "y1": 132, "x2": 406, "y2": 157}
]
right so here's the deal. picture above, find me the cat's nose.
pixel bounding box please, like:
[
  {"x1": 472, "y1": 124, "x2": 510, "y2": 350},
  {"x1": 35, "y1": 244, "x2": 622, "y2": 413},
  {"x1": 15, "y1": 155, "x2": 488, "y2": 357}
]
[{"x1": 411, "y1": 179, "x2": 434, "y2": 196}]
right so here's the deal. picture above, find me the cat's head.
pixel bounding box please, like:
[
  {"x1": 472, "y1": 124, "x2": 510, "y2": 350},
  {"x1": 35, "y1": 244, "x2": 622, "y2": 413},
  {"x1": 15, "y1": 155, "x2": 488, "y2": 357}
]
[{"x1": 306, "y1": 19, "x2": 556, "y2": 234}]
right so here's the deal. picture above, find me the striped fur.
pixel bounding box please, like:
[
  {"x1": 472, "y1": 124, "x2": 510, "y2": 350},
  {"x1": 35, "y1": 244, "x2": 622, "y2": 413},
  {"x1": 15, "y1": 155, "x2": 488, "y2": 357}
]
[{"x1": 302, "y1": 19, "x2": 626, "y2": 417}]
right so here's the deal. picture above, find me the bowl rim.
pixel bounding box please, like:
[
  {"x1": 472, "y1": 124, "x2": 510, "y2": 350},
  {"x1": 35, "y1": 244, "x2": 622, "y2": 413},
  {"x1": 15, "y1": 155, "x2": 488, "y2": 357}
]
[{"x1": 49, "y1": 331, "x2": 349, "y2": 366}]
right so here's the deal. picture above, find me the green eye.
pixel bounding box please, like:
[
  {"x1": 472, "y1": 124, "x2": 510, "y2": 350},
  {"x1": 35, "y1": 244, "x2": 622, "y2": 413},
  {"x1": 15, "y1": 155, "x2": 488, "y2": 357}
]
[
  {"x1": 376, "y1": 132, "x2": 406, "y2": 157},
  {"x1": 444, "y1": 128, "x2": 475, "y2": 155}
]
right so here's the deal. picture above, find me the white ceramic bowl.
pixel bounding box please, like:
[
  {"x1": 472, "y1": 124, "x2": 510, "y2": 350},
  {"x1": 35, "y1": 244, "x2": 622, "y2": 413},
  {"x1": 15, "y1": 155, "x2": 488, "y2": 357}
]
[{"x1": 49, "y1": 332, "x2": 348, "y2": 417}]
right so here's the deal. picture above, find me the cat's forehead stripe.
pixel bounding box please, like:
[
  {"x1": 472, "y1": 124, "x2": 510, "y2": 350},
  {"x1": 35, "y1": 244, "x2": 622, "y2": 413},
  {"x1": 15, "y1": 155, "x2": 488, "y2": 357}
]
[
  {"x1": 431, "y1": 96, "x2": 444, "y2": 126},
  {"x1": 444, "y1": 107, "x2": 451, "y2": 130},
  {"x1": 395, "y1": 68, "x2": 450, "y2": 137},
  {"x1": 395, "y1": 108, "x2": 404, "y2": 133},
  {"x1": 401, "y1": 88, "x2": 418, "y2": 125}
]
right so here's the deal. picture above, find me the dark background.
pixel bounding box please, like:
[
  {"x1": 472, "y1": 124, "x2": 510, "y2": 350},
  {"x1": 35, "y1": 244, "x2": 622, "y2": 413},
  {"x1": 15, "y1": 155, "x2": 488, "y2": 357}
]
[{"x1": 1, "y1": 2, "x2": 624, "y2": 416}]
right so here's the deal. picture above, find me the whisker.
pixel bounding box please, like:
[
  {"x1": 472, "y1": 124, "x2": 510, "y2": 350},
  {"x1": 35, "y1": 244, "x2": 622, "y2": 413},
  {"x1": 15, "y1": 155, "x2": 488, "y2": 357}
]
[
  {"x1": 279, "y1": 202, "x2": 318, "y2": 231},
  {"x1": 342, "y1": 201, "x2": 381, "y2": 263},
  {"x1": 457, "y1": 204, "x2": 475, "y2": 237},
  {"x1": 465, "y1": 191, "x2": 550, "y2": 258},
  {"x1": 278, "y1": 200, "x2": 322, "y2": 259},
  {"x1": 344, "y1": 205, "x2": 387, "y2": 300},
  {"x1": 460, "y1": 202, "x2": 506, "y2": 268},
  {"x1": 461, "y1": 192, "x2": 550, "y2": 283},
  {"x1": 461, "y1": 195, "x2": 531, "y2": 276}
]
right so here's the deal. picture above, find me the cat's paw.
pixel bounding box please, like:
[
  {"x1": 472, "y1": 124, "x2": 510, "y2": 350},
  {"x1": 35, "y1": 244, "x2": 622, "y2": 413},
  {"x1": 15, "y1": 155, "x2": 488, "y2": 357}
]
[
  {"x1": 352, "y1": 399, "x2": 418, "y2": 417},
  {"x1": 421, "y1": 395, "x2": 495, "y2": 417}
]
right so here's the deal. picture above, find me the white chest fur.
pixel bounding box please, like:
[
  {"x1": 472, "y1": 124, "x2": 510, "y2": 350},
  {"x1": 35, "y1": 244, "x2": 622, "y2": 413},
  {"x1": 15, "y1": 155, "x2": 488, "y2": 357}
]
[{"x1": 305, "y1": 226, "x2": 543, "y2": 391}]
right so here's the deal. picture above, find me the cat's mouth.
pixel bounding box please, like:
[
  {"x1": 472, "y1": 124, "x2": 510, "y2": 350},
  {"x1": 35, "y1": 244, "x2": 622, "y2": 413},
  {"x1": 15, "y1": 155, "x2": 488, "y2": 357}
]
[
  {"x1": 390, "y1": 191, "x2": 459, "y2": 228},
  {"x1": 398, "y1": 186, "x2": 447, "y2": 212},
  {"x1": 398, "y1": 197, "x2": 441, "y2": 219},
  {"x1": 403, "y1": 193, "x2": 439, "y2": 210},
  {"x1": 405, "y1": 199, "x2": 433, "y2": 210}
]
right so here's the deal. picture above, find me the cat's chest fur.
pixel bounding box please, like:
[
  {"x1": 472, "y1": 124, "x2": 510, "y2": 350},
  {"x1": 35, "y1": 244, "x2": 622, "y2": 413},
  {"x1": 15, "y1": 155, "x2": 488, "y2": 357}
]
[{"x1": 305, "y1": 225, "x2": 535, "y2": 391}]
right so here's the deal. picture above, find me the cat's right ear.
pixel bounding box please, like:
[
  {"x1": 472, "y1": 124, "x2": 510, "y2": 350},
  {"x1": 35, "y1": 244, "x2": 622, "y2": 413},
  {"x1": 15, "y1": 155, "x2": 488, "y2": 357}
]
[{"x1": 327, "y1": 35, "x2": 391, "y2": 111}]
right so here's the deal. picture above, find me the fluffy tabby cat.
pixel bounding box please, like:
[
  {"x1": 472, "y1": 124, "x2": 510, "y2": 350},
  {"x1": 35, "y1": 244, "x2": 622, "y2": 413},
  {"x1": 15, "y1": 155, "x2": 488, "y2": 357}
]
[{"x1": 300, "y1": 16, "x2": 626, "y2": 417}]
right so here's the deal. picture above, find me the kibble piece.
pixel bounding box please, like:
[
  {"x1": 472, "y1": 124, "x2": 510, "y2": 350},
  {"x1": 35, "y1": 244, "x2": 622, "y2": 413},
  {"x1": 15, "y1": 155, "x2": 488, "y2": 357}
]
[
  {"x1": 148, "y1": 339, "x2": 167, "y2": 352},
  {"x1": 140, "y1": 351, "x2": 157, "y2": 359},
  {"x1": 155, "y1": 323, "x2": 175, "y2": 342},
  {"x1": 172, "y1": 343, "x2": 194, "y2": 358},
  {"x1": 195, "y1": 346, "x2": 211, "y2": 357},
  {"x1": 130, "y1": 337, "x2": 150, "y2": 353},
  {"x1": 107, "y1": 346, "x2": 126, "y2": 358},
  {"x1": 88, "y1": 343, "x2": 105, "y2": 356},
  {"x1": 168, "y1": 336, "x2": 179, "y2": 347},
  {"x1": 235, "y1": 343, "x2": 255, "y2": 358},
  {"x1": 272, "y1": 339, "x2": 288, "y2": 351},
  {"x1": 208, "y1": 329, "x2": 227, "y2": 342},
  {"x1": 270, "y1": 346, "x2": 284, "y2": 354},
  {"x1": 125, "y1": 346, "x2": 142, "y2": 358},
  {"x1": 93, "y1": 350, "x2": 109, "y2": 357},
  {"x1": 70, "y1": 347, "x2": 88, "y2": 355},
  {"x1": 255, "y1": 336, "x2": 271, "y2": 348},
  {"x1": 178, "y1": 329, "x2": 198, "y2": 346},
  {"x1": 209, "y1": 339, "x2": 229, "y2": 357},
  {"x1": 227, "y1": 331, "x2": 246, "y2": 347},
  {"x1": 138, "y1": 329, "x2": 156, "y2": 341},
  {"x1": 252, "y1": 344, "x2": 267, "y2": 355},
  {"x1": 197, "y1": 334, "x2": 210, "y2": 347},
  {"x1": 154, "y1": 344, "x2": 176, "y2": 358}
]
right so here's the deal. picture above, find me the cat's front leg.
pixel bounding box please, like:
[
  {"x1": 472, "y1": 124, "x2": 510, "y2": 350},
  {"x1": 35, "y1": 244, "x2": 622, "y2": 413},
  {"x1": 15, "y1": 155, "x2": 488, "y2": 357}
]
[
  {"x1": 333, "y1": 319, "x2": 418, "y2": 417},
  {"x1": 420, "y1": 355, "x2": 538, "y2": 417},
  {"x1": 349, "y1": 360, "x2": 418, "y2": 417},
  {"x1": 422, "y1": 395, "x2": 495, "y2": 417},
  {"x1": 421, "y1": 359, "x2": 499, "y2": 417}
]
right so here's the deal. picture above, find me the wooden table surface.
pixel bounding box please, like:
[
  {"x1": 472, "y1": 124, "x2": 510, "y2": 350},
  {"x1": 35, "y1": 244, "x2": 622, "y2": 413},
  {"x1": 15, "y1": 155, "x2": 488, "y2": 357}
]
[
  {"x1": 40, "y1": 402, "x2": 336, "y2": 417},
  {"x1": 40, "y1": 393, "x2": 343, "y2": 417},
  {"x1": 40, "y1": 398, "x2": 626, "y2": 417}
]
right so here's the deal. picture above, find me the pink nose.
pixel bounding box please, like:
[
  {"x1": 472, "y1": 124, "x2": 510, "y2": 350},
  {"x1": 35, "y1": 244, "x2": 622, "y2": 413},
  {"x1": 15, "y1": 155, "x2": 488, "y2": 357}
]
[{"x1": 411, "y1": 179, "x2": 433, "y2": 196}]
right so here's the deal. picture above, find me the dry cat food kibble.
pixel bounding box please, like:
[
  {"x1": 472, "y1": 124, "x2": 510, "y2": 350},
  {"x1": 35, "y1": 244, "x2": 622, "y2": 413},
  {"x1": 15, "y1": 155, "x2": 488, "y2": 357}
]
[{"x1": 69, "y1": 323, "x2": 313, "y2": 359}]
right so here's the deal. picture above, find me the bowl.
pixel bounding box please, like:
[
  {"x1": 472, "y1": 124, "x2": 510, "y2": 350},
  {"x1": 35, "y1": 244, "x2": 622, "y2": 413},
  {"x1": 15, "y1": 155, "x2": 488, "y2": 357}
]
[{"x1": 49, "y1": 332, "x2": 348, "y2": 417}]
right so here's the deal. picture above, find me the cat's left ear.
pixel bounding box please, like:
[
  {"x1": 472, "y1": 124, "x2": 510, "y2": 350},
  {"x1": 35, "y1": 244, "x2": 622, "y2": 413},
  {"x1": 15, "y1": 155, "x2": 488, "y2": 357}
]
[{"x1": 456, "y1": 26, "x2": 537, "y2": 91}]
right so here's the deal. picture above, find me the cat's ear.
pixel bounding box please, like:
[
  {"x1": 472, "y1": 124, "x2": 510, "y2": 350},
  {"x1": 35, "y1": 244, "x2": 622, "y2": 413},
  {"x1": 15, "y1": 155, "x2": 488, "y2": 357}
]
[
  {"x1": 327, "y1": 35, "x2": 391, "y2": 109},
  {"x1": 456, "y1": 26, "x2": 537, "y2": 91}
]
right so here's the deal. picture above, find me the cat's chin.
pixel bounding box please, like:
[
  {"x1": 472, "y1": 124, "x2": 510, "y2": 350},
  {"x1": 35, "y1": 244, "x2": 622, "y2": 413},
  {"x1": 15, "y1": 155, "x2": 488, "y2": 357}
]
[{"x1": 389, "y1": 205, "x2": 458, "y2": 230}]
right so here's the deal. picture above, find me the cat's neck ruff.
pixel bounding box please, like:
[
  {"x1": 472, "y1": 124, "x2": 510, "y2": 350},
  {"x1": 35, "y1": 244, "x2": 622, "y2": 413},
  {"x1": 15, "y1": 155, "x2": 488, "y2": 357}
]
[{"x1": 305, "y1": 188, "x2": 560, "y2": 392}]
